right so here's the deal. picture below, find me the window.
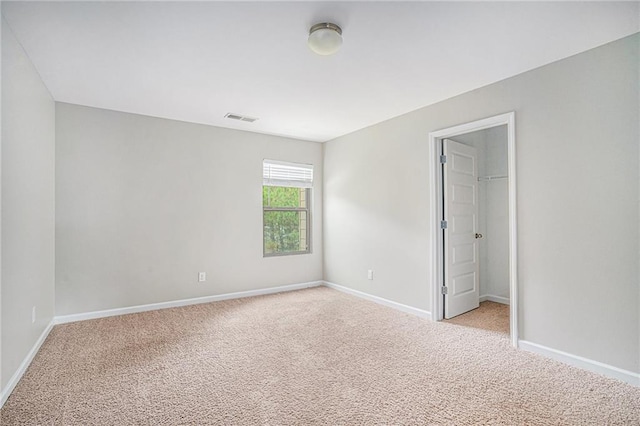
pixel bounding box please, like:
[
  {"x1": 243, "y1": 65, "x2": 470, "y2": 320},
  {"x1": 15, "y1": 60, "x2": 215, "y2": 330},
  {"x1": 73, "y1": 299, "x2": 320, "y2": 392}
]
[{"x1": 263, "y1": 160, "x2": 313, "y2": 256}]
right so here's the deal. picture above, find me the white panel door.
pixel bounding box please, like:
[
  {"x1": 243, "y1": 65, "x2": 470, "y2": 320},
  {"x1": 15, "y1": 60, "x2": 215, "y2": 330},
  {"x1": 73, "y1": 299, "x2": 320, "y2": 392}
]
[{"x1": 443, "y1": 139, "x2": 480, "y2": 319}]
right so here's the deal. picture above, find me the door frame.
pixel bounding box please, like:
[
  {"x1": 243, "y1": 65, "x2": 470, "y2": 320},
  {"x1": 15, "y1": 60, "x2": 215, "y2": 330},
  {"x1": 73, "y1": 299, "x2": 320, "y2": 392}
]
[{"x1": 428, "y1": 112, "x2": 518, "y2": 348}]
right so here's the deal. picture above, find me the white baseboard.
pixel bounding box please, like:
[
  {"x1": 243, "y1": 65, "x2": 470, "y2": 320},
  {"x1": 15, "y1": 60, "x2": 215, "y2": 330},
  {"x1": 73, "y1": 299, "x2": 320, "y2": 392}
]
[
  {"x1": 54, "y1": 281, "x2": 323, "y2": 325},
  {"x1": 323, "y1": 281, "x2": 432, "y2": 320},
  {"x1": 1, "y1": 320, "x2": 55, "y2": 408},
  {"x1": 479, "y1": 294, "x2": 510, "y2": 305},
  {"x1": 519, "y1": 340, "x2": 639, "y2": 387}
]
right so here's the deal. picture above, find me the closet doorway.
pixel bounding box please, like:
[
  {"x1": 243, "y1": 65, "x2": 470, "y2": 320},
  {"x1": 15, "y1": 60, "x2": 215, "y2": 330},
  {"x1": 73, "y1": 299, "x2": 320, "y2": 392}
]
[{"x1": 428, "y1": 113, "x2": 518, "y2": 347}]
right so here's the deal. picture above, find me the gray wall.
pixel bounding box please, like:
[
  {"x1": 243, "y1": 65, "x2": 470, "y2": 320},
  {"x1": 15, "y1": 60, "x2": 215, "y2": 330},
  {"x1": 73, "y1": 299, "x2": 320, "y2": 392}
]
[
  {"x1": 323, "y1": 34, "x2": 639, "y2": 373},
  {"x1": 1, "y1": 19, "x2": 56, "y2": 390},
  {"x1": 56, "y1": 103, "x2": 323, "y2": 315}
]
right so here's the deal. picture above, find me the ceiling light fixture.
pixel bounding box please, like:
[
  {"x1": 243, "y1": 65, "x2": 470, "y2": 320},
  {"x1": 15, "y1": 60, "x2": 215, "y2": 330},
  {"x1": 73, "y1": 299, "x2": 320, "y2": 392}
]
[{"x1": 308, "y1": 23, "x2": 343, "y2": 56}]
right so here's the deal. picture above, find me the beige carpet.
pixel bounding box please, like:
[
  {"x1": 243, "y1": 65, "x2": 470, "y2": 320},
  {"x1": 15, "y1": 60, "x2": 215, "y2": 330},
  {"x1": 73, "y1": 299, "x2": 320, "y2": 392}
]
[
  {"x1": 445, "y1": 301, "x2": 510, "y2": 335},
  {"x1": 2, "y1": 287, "x2": 639, "y2": 425}
]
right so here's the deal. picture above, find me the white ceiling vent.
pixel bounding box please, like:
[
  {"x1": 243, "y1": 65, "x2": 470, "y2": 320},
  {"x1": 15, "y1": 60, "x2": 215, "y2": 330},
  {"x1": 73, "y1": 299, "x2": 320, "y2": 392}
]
[{"x1": 224, "y1": 113, "x2": 258, "y2": 123}]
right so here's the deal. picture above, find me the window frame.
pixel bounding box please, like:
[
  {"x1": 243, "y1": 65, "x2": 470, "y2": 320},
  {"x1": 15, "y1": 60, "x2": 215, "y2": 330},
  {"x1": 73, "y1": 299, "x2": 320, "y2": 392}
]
[{"x1": 262, "y1": 187, "x2": 312, "y2": 257}]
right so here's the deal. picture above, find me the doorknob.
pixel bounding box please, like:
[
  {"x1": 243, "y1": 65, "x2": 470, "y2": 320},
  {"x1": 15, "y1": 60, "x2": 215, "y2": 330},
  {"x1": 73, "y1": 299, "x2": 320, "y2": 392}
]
[{"x1": 475, "y1": 233, "x2": 483, "y2": 239}]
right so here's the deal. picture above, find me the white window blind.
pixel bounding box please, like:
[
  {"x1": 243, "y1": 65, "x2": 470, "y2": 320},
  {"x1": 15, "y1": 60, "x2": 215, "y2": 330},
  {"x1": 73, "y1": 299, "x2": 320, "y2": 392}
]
[{"x1": 263, "y1": 160, "x2": 313, "y2": 188}]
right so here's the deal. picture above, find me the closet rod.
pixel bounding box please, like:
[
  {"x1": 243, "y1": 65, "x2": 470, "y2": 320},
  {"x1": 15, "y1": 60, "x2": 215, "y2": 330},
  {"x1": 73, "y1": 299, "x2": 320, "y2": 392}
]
[{"x1": 478, "y1": 175, "x2": 508, "y2": 181}]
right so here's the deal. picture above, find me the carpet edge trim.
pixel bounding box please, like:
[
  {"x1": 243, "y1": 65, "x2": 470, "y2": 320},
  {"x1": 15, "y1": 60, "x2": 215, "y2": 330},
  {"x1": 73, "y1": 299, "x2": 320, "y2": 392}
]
[
  {"x1": 322, "y1": 281, "x2": 432, "y2": 320},
  {"x1": 519, "y1": 340, "x2": 640, "y2": 386},
  {"x1": 1, "y1": 319, "x2": 55, "y2": 408},
  {"x1": 54, "y1": 280, "x2": 323, "y2": 325}
]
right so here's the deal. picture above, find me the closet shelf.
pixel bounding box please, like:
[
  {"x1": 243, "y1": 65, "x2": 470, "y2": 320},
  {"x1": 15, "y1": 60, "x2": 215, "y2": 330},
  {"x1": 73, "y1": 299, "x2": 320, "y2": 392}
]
[{"x1": 478, "y1": 175, "x2": 508, "y2": 181}]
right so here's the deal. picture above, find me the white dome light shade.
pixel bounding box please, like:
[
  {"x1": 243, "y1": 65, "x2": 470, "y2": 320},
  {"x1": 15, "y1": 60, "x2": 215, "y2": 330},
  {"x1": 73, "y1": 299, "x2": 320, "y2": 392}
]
[{"x1": 308, "y1": 23, "x2": 343, "y2": 56}]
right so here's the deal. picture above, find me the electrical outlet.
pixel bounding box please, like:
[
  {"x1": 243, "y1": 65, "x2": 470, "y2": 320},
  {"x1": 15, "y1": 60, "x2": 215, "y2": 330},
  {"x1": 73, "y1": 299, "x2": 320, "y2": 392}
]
[
  {"x1": 198, "y1": 272, "x2": 206, "y2": 282},
  {"x1": 32, "y1": 306, "x2": 36, "y2": 324},
  {"x1": 367, "y1": 270, "x2": 374, "y2": 280}
]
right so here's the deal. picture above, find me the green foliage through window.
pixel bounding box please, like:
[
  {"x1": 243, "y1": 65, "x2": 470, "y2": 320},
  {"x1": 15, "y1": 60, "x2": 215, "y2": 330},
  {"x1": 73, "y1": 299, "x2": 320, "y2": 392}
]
[
  {"x1": 263, "y1": 186, "x2": 310, "y2": 255},
  {"x1": 263, "y1": 186, "x2": 305, "y2": 208}
]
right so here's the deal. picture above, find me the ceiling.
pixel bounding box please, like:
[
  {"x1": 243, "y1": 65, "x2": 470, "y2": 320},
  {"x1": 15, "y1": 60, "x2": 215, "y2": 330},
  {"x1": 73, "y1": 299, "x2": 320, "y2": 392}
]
[{"x1": 2, "y1": 1, "x2": 638, "y2": 142}]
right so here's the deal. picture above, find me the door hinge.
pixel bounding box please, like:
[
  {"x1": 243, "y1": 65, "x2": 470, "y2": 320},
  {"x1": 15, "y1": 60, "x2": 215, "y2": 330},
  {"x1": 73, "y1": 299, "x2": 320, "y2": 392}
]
[
  {"x1": 440, "y1": 220, "x2": 448, "y2": 229},
  {"x1": 441, "y1": 286, "x2": 448, "y2": 295},
  {"x1": 440, "y1": 154, "x2": 447, "y2": 164}
]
